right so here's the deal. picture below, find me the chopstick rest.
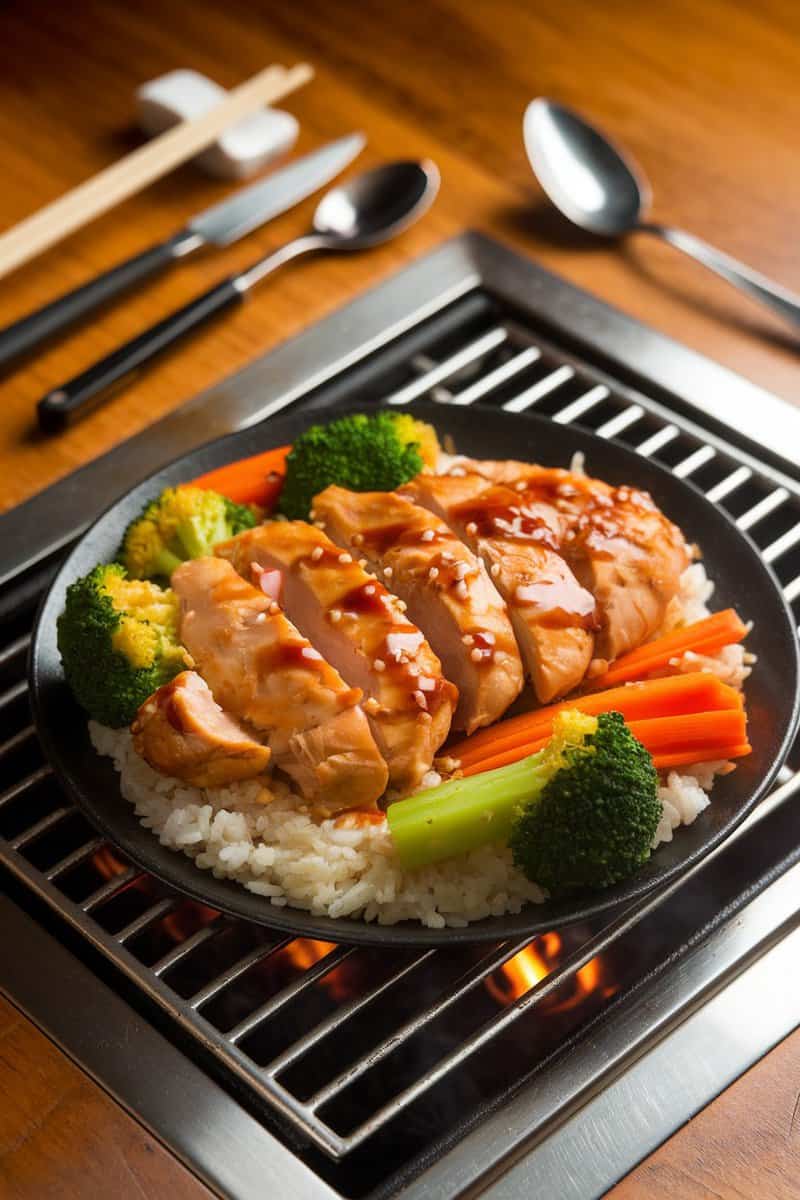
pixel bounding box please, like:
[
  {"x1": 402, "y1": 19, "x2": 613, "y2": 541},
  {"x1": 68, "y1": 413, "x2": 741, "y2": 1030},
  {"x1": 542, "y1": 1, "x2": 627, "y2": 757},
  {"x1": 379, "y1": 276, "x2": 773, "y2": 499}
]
[{"x1": 137, "y1": 69, "x2": 299, "y2": 180}]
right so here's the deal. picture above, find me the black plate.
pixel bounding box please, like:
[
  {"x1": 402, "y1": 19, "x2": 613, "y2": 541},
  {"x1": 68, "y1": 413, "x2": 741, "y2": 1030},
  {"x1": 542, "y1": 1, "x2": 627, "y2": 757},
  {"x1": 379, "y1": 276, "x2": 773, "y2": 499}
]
[{"x1": 30, "y1": 403, "x2": 800, "y2": 946}]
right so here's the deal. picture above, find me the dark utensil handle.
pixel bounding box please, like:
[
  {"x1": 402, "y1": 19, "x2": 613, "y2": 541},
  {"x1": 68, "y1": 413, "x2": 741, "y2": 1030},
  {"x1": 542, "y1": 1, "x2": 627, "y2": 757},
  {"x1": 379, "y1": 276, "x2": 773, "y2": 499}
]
[
  {"x1": 0, "y1": 234, "x2": 191, "y2": 372},
  {"x1": 37, "y1": 277, "x2": 243, "y2": 432}
]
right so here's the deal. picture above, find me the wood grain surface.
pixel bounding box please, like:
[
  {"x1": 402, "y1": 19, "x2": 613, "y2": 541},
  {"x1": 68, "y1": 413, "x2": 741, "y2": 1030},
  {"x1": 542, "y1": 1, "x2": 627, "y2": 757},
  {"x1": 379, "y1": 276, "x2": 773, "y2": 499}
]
[
  {"x1": 0, "y1": 996, "x2": 212, "y2": 1199},
  {"x1": 1, "y1": 0, "x2": 798, "y2": 1195}
]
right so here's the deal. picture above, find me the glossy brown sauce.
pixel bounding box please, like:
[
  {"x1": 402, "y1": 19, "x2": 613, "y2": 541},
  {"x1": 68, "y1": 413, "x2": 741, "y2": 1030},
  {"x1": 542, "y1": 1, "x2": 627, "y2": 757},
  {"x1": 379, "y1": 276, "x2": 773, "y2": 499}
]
[
  {"x1": 514, "y1": 576, "x2": 599, "y2": 629},
  {"x1": 451, "y1": 492, "x2": 560, "y2": 552},
  {"x1": 361, "y1": 519, "x2": 451, "y2": 557},
  {"x1": 340, "y1": 580, "x2": 395, "y2": 617}
]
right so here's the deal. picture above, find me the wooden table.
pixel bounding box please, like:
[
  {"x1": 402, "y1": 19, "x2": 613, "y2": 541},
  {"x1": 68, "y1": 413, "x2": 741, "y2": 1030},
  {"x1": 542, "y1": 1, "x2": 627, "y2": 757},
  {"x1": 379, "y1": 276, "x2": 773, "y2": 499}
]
[{"x1": 1, "y1": 0, "x2": 798, "y2": 1194}]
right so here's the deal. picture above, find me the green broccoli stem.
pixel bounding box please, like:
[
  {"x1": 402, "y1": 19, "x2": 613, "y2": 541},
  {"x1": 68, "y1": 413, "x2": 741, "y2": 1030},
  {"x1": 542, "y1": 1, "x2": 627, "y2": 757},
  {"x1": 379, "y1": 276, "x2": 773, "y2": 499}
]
[
  {"x1": 387, "y1": 752, "x2": 552, "y2": 869},
  {"x1": 153, "y1": 547, "x2": 185, "y2": 578}
]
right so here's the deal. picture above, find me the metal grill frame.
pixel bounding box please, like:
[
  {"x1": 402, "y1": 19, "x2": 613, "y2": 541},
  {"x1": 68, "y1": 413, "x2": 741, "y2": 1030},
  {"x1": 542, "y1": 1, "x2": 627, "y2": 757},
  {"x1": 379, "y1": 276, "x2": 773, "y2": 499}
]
[{"x1": 2, "y1": 232, "x2": 800, "y2": 1199}]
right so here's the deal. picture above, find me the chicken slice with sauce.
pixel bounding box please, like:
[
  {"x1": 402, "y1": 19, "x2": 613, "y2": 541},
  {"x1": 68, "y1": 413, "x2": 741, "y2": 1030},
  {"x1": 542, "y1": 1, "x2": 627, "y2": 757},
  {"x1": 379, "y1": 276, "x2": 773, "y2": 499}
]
[
  {"x1": 402, "y1": 473, "x2": 596, "y2": 702},
  {"x1": 449, "y1": 458, "x2": 689, "y2": 662},
  {"x1": 312, "y1": 486, "x2": 524, "y2": 734},
  {"x1": 132, "y1": 670, "x2": 271, "y2": 788},
  {"x1": 216, "y1": 522, "x2": 457, "y2": 795},
  {"x1": 171, "y1": 557, "x2": 388, "y2": 816}
]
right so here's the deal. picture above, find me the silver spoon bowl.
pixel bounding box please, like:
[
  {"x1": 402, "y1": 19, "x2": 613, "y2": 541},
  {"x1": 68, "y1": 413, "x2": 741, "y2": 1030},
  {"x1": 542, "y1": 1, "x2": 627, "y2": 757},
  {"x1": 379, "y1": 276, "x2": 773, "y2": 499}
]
[{"x1": 524, "y1": 98, "x2": 800, "y2": 329}]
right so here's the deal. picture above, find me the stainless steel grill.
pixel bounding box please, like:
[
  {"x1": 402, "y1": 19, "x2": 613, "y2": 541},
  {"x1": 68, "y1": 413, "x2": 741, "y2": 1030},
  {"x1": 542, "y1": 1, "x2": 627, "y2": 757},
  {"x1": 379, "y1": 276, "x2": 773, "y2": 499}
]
[{"x1": 2, "y1": 234, "x2": 799, "y2": 1200}]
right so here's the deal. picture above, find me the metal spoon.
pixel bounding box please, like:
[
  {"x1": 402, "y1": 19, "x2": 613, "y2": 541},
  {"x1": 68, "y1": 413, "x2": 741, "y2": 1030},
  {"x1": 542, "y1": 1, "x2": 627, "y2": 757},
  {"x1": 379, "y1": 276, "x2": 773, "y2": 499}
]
[
  {"x1": 38, "y1": 160, "x2": 440, "y2": 432},
  {"x1": 523, "y1": 98, "x2": 800, "y2": 329}
]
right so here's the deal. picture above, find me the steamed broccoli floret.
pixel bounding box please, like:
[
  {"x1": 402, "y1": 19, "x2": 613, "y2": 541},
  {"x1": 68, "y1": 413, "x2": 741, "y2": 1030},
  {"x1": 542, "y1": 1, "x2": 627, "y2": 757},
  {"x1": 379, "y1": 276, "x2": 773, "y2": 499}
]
[
  {"x1": 508, "y1": 711, "x2": 660, "y2": 893},
  {"x1": 387, "y1": 710, "x2": 661, "y2": 894},
  {"x1": 277, "y1": 412, "x2": 440, "y2": 520},
  {"x1": 119, "y1": 486, "x2": 258, "y2": 580},
  {"x1": 57, "y1": 563, "x2": 188, "y2": 727}
]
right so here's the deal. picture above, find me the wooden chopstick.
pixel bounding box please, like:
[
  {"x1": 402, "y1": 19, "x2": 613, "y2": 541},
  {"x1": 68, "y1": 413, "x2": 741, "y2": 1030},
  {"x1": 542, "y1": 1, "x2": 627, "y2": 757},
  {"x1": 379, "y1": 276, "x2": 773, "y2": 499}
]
[{"x1": 0, "y1": 62, "x2": 314, "y2": 281}]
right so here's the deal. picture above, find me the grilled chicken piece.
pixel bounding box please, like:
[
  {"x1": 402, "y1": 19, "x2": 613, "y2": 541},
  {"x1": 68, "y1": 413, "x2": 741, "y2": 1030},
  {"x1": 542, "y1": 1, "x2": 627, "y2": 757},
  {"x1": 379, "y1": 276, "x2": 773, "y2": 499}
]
[
  {"x1": 313, "y1": 486, "x2": 524, "y2": 734},
  {"x1": 450, "y1": 458, "x2": 689, "y2": 660},
  {"x1": 403, "y1": 474, "x2": 597, "y2": 703},
  {"x1": 171, "y1": 558, "x2": 388, "y2": 816},
  {"x1": 132, "y1": 671, "x2": 271, "y2": 788},
  {"x1": 217, "y1": 523, "x2": 457, "y2": 795}
]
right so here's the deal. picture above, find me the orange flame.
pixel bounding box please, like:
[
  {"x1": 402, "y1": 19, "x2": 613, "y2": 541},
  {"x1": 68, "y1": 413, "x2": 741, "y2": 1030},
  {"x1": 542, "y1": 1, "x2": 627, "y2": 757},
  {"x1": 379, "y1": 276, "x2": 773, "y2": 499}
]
[
  {"x1": 277, "y1": 938, "x2": 352, "y2": 1001},
  {"x1": 485, "y1": 932, "x2": 616, "y2": 1011}
]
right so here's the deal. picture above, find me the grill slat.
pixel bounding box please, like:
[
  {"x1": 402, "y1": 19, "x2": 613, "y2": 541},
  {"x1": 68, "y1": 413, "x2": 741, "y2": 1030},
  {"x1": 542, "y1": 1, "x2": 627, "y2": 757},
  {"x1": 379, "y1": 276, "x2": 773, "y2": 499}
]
[
  {"x1": 188, "y1": 941, "x2": 292, "y2": 1010},
  {"x1": 227, "y1": 945, "x2": 357, "y2": 1044},
  {"x1": 448, "y1": 346, "x2": 541, "y2": 406},
  {"x1": 45, "y1": 835, "x2": 106, "y2": 880},
  {"x1": 736, "y1": 488, "x2": 790, "y2": 531},
  {"x1": 0, "y1": 765, "x2": 52, "y2": 809},
  {"x1": 265, "y1": 947, "x2": 438, "y2": 1078},
  {"x1": 0, "y1": 725, "x2": 37, "y2": 761},
  {"x1": 503, "y1": 365, "x2": 575, "y2": 414},
  {"x1": 0, "y1": 679, "x2": 27, "y2": 710},
  {"x1": 551, "y1": 384, "x2": 609, "y2": 425},
  {"x1": 705, "y1": 466, "x2": 753, "y2": 503},
  {"x1": 673, "y1": 445, "x2": 717, "y2": 478},
  {"x1": 595, "y1": 404, "x2": 645, "y2": 439},
  {"x1": 763, "y1": 520, "x2": 800, "y2": 564},
  {"x1": 116, "y1": 897, "x2": 177, "y2": 944},
  {"x1": 151, "y1": 919, "x2": 225, "y2": 976},
  {"x1": 80, "y1": 865, "x2": 142, "y2": 912},
  {"x1": 306, "y1": 937, "x2": 535, "y2": 1112},
  {"x1": 386, "y1": 327, "x2": 508, "y2": 406},
  {"x1": 0, "y1": 632, "x2": 30, "y2": 669},
  {"x1": 9, "y1": 805, "x2": 72, "y2": 850},
  {"x1": 636, "y1": 424, "x2": 679, "y2": 456}
]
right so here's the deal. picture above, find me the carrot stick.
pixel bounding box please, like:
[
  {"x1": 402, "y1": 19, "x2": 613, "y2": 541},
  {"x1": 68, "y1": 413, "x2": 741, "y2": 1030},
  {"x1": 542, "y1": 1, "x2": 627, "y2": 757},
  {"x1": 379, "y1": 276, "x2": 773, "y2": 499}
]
[
  {"x1": 191, "y1": 445, "x2": 290, "y2": 509},
  {"x1": 460, "y1": 711, "x2": 749, "y2": 777},
  {"x1": 452, "y1": 672, "x2": 742, "y2": 767},
  {"x1": 652, "y1": 744, "x2": 751, "y2": 770},
  {"x1": 589, "y1": 609, "x2": 748, "y2": 689}
]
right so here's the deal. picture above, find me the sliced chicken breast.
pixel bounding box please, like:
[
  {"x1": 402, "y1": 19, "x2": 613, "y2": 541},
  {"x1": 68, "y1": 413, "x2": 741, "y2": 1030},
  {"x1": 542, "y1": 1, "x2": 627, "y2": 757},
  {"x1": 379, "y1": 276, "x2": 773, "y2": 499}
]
[
  {"x1": 448, "y1": 459, "x2": 689, "y2": 661},
  {"x1": 132, "y1": 670, "x2": 271, "y2": 788},
  {"x1": 313, "y1": 486, "x2": 524, "y2": 734},
  {"x1": 216, "y1": 522, "x2": 457, "y2": 795},
  {"x1": 403, "y1": 473, "x2": 597, "y2": 702},
  {"x1": 171, "y1": 558, "x2": 388, "y2": 816}
]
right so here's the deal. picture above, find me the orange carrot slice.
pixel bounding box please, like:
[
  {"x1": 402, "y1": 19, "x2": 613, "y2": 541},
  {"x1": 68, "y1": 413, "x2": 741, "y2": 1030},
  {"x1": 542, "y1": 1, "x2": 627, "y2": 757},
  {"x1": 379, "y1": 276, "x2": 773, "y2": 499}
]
[
  {"x1": 452, "y1": 672, "x2": 742, "y2": 768},
  {"x1": 589, "y1": 609, "x2": 748, "y2": 690},
  {"x1": 191, "y1": 445, "x2": 290, "y2": 509}
]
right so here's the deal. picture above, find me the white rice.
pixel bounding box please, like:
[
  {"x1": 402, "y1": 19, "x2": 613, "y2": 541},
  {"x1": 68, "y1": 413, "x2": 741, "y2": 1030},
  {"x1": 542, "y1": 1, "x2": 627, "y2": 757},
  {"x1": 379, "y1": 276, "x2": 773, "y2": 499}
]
[{"x1": 89, "y1": 562, "x2": 744, "y2": 927}]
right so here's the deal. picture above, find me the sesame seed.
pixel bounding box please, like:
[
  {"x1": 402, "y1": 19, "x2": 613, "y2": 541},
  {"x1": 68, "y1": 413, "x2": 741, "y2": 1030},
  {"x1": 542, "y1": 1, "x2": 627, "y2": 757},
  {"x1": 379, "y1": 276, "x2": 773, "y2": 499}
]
[
  {"x1": 373, "y1": 658, "x2": 386, "y2": 672},
  {"x1": 383, "y1": 566, "x2": 393, "y2": 579},
  {"x1": 397, "y1": 600, "x2": 407, "y2": 612},
  {"x1": 268, "y1": 601, "x2": 280, "y2": 614},
  {"x1": 465, "y1": 521, "x2": 478, "y2": 536},
  {"x1": 255, "y1": 612, "x2": 267, "y2": 623},
  {"x1": 515, "y1": 480, "x2": 527, "y2": 492},
  {"x1": 338, "y1": 552, "x2": 352, "y2": 564},
  {"x1": 440, "y1": 552, "x2": 454, "y2": 563},
  {"x1": 470, "y1": 647, "x2": 484, "y2": 663},
  {"x1": 309, "y1": 508, "x2": 317, "y2": 520},
  {"x1": 462, "y1": 634, "x2": 474, "y2": 645},
  {"x1": 455, "y1": 580, "x2": 468, "y2": 600},
  {"x1": 421, "y1": 528, "x2": 435, "y2": 542},
  {"x1": 428, "y1": 566, "x2": 439, "y2": 581},
  {"x1": 311, "y1": 546, "x2": 324, "y2": 561},
  {"x1": 364, "y1": 584, "x2": 376, "y2": 595},
  {"x1": 490, "y1": 562, "x2": 501, "y2": 578},
  {"x1": 454, "y1": 561, "x2": 469, "y2": 580},
  {"x1": 449, "y1": 466, "x2": 466, "y2": 477},
  {"x1": 359, "y1": 558, "x2": 368, "y2": 569},
  {"x1": 352, "y1": 532, "x2": 364, "y2": 546},
  {"x1": 363, "y1": 697, "x2": 381, "y2": 715},
  {"x1": 413, "y1": 689, "x2": 428, "y2": 709},
  {"x1": 418, "y1": 711, "x2": 433, "y2": 724},
  {"x1": 407, "y1": 663, "x2": 420, "y2": 677},
  {"x1": 313, "y1": 520, "x2": 326, "y2": 530},
  {"x1": 329, "y1": 609, "x2": 343, "y2": 623}
]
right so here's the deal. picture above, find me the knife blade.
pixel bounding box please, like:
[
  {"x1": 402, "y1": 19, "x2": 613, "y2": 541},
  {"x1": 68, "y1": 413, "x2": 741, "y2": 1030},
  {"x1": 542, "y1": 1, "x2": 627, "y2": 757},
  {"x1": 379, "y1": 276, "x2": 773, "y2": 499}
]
[
  {"x1": 186, "y1": 132, "x2": 365, "y2": 246},
  {"x1": 0, "y1": 132, "x2": 365, "y2": 373}
]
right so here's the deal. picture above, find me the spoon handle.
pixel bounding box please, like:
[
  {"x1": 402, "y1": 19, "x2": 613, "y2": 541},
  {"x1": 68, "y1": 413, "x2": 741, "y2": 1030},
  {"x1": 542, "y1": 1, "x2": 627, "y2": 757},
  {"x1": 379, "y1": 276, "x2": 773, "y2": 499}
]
[{"x1": 644, "y1": 222, "x2": 800, "y2": 329}]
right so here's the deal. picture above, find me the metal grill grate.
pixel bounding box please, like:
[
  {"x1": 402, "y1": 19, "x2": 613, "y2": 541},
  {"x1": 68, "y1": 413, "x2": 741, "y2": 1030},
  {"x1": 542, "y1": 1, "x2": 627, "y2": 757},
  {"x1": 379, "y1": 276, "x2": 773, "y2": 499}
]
[{"x1": 2, "y1": 235, "x2": 800, "y2": 1198}]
